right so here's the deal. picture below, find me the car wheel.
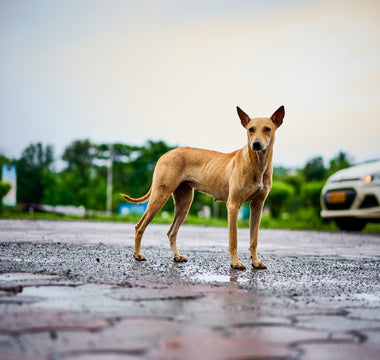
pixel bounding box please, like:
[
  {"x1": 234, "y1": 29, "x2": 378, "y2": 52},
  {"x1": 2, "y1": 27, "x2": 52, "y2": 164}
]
[{"x1": 335, "y1": 218, "x2": 367, "y2": 232}]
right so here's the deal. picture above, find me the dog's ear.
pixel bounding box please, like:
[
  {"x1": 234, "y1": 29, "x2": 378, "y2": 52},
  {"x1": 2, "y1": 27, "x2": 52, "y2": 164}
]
[
  {"x1": 237, "y1": 106, "x2": 251, "y2": 128},
  {"x1": 271, "y1": 105, "x2": 285, "y2": 128}
]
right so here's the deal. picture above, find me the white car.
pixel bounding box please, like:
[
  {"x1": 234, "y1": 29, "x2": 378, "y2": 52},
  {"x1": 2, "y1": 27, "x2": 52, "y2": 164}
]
[{"x1": 320, "y1": 160, "x2": 380, "y2": 231}]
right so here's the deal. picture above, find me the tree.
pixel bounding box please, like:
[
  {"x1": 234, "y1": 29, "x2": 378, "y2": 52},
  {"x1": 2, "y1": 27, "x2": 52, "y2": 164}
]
[
  {"x1": 304, "y1": 156, "x2": 326, "y2": 182},
  {"x1": 57, "y1": 139, "x2": 176, "y2": 212},
  {"x1": 115, "y1": 140, "x2": 175, "y2": 204},
  {"x1": 41, "y1": 170, "x2": 62, "y2": 205},
  {"x1": 16, "y1": 143, "x2": 54, "y2": 203},
  {"x1": 328, "y1": 151, "x2": 353, "y2": 177},
  {"x1": 60, "y1": 139, "x2": 103, "y2": 208},
  {"x1": 62, "y1": 139, "x2": 94, "y2": 176}
]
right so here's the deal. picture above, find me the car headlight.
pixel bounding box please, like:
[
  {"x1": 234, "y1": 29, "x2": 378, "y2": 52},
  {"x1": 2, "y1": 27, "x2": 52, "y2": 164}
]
[
  {"x1": 362, "y1": 175, "x2": 373, "y2": 183},
  {"x1": 362, "y1": 173, "x2": 380, "y2": 183}
]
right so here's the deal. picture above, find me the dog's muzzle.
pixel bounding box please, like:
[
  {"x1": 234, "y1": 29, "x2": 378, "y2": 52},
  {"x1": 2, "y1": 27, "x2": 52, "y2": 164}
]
[{"x1": 252, "y1": 141, "x2": 263, "y2": 151}]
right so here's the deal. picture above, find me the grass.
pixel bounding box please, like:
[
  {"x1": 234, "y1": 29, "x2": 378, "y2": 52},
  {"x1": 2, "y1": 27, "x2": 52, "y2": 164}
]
[{"x1": 1, "y1": 207, "x2": 379, "y2": 233}]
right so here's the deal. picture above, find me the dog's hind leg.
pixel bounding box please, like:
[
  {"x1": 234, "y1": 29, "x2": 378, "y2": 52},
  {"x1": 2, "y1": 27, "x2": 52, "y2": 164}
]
[
  {"x1": 134, "y1": 187, "x2": 172, "y2": 261},
  {"x1": 167, "y1": 182, "x2": 194, "y2": 262}
]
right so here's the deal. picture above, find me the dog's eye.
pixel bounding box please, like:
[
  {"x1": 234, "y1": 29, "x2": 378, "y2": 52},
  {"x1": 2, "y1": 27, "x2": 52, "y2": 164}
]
[
  {"x1": 249, "y1": 127, "x2": 255, "y2": 133},
  {"x1": 264, "y1": 127, "x2": 271, "y2": 133}
]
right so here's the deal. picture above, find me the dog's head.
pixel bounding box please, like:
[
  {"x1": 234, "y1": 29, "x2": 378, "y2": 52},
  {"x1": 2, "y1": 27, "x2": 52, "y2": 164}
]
[{"x1": 236, "y1": 106, "x2": 284, "y2": 152}]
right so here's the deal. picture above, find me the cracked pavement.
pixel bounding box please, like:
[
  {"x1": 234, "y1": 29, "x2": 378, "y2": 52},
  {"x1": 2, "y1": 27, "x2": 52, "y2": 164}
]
[{"x1": 0, "y1": 219, "x2": 379, "y2": 359}]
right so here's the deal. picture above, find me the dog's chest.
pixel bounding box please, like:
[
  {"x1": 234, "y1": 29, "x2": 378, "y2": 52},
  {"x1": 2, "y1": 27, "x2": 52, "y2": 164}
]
[
  {"x1": 244, "y1": 183, "x2": 266, "y2": 201},
  {"x1": 242, "y1": 172, "x2": 270, "y2": 202}
]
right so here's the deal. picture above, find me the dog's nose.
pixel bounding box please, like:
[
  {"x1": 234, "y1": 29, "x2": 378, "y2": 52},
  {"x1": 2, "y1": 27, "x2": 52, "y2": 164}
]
[{"x1": 252, "y1": 141, "x2": 262, "y2": 151}]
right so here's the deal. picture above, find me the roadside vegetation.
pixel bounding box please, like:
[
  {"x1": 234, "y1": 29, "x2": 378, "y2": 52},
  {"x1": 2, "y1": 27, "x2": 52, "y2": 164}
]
[{"x1": 1, "y1": 140, "x2": 379, "y2": 233}]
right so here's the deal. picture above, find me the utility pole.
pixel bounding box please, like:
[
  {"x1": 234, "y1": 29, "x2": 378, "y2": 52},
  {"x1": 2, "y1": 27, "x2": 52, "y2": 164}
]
[{"x1": 106, "y1": 145, "x2": 113, "y2": 215}]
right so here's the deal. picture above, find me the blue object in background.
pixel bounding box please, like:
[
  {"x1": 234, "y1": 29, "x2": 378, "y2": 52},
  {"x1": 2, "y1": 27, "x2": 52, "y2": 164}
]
[
  {"x1": 119, "y1": 201, "x2": 148, "y2": 216},
  {"x1": 2, "y1": 164, "x2": 17, "y2": 206}
]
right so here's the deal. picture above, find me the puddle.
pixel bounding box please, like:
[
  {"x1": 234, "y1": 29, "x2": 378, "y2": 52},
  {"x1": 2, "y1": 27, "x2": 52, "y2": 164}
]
[
  {"x1": 353, "y1": 293, "x2": 380, "y2": 303},
  {"x1": 0, "y1": 272, "x2": 60, "y2": 283},
  {"x1": 17, "y1": 284, "x2": 121, "y2": 311},
  {"x1": 192, "y1": 273, "x2": 249, "y2": 284}
]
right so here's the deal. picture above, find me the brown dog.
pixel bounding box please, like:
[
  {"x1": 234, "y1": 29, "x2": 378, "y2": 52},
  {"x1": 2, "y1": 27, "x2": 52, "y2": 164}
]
[{"x1": 121, "y1": 106, "x2": 284, "y2": 269}]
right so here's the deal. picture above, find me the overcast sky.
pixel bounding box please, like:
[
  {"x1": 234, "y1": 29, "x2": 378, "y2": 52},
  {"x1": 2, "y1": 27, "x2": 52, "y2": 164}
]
[{"x1": 1, "y1": 0, "x2": 379, "y2": 168}]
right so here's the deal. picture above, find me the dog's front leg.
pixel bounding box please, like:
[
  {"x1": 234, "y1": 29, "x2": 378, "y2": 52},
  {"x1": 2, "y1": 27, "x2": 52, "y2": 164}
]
[
  {"x1": 227, "y1": 199, "x2": 246, "y2": 270},
  {"x1": 249, "y1": 200, "x2": 267, "y2": 269}
]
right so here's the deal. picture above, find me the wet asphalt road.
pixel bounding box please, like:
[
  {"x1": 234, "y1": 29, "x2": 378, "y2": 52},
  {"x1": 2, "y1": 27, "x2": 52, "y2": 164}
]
[
  {"x1": 0, "y1": 219, "x2": 380, "y2": 359},
  {"x1": 1, "y1": 220, "x2": 379, "y2": 301}
]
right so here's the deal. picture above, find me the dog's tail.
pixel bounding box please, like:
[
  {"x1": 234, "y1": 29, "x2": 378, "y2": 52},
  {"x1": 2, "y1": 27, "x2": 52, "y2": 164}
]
[{"x1": 120, "y1": 187, "x2": 151, "y2": 204}]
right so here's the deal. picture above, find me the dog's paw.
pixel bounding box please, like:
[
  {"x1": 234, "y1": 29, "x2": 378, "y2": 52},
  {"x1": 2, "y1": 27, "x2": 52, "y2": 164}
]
[
  {"x1": 174, "y1": 254, "x2": 188, "y2": 263},
  {"x1": 252, "y1": 260, "x2": 267, "y2": 269},
  {"x1": 134, "y1": 253, "x2": 146, "y2": 261},
  {"x1": 231, "y1": 261, "x2": 246, "y2": 270}
]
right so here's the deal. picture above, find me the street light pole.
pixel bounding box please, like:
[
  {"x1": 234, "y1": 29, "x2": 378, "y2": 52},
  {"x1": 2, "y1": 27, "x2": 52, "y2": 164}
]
[{"x1": 106, "y1": 145, "x2": 113, "y2": 215}]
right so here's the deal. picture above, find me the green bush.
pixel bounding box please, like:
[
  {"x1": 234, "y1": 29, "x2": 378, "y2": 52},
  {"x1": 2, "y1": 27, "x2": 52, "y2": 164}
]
[
  {"x1": 301, "y1": 181, "x2": 325, "y2": 213},
  {"x1": 0, "y1": 181, "x2": 11, "y2": 213},
  {"x1": 266, "y1": 181, "x2": 295, "y2": 218}
]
